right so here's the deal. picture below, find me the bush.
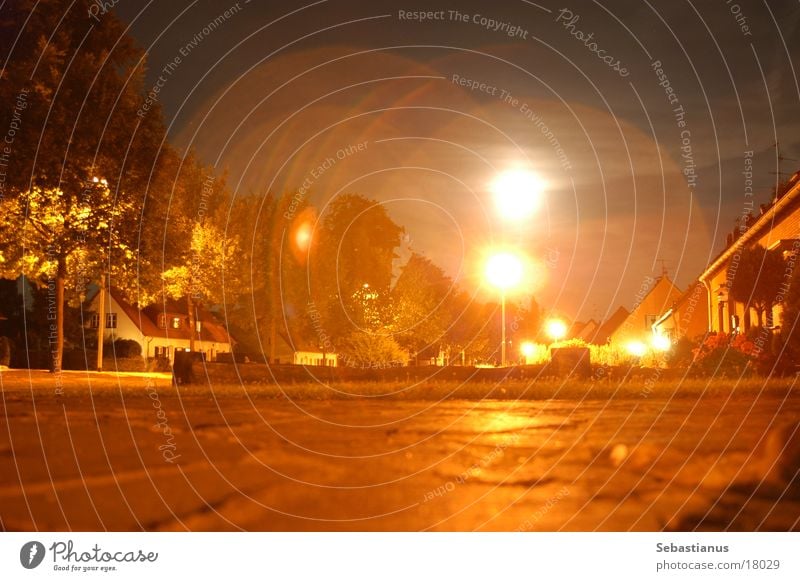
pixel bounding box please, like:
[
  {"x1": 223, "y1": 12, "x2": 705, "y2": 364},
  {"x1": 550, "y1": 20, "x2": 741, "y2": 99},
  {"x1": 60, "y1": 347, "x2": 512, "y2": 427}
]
[
  {"x1": 338, "y1": 331, "x2": 408, "y2": 368},
  {"x1": 667, "y1": 336, "x2": 699, "y2": 369},
  {"x1": 691, "y1": 332, "x2": 757, "y2": 376},
  {"x1": 148, "y1": 357, "x2": 173, "y2": 373},
  {"x1": 105, "y1": 339, "x2": 142, "y2": 358}
]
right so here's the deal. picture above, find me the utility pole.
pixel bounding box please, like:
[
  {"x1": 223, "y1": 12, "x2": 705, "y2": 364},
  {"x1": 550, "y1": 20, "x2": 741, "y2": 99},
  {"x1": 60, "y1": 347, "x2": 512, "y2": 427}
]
[{"x1": 95, "y1": 274, "x2": 106, "y2": 372}]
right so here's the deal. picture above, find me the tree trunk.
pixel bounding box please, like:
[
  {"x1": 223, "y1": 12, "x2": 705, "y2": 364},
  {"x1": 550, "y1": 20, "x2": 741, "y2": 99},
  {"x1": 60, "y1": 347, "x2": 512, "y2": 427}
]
[
  {"x1": 95, "y1": 277, "x2": 106, "y2": 372},
  {"x1": 187, "y1": 294, "x2": 196, "y2": 352},
  {"x1": 269, "y1": 316, "x2": 277, "y2": 364},
  {"x1": 52, "y1": 259, "x2": 66, "y2": 373}
]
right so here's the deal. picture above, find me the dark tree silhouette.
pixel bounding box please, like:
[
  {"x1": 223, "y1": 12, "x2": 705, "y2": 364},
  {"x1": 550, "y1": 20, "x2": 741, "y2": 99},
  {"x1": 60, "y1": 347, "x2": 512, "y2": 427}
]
[
  {"x1": 727, "y1": 245, "x2": 786, "y2": 328},
  {"x1": 310, "y1": 194, "x2": 403, "y2": 343},
  {"x1": 392, "y1": 252, "x2": 455, "y2": 361},
  {"x1": 0, "y1": 0, "x2": 166, "y2": 371}
]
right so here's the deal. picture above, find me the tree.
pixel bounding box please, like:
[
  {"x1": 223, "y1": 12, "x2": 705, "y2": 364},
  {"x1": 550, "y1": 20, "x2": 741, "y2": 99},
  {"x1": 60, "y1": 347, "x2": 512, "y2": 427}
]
[
  {"x1": 338, "y1": 330, "x2": 407, "y2": 368},
  {"x1": 727, "y1": 245, "x2": 786, "y2": 328},
  {"x1": 310, "y1": 194, "x2": 403, "y2": 345},
  {"x1": 0, "y1": 181, "x2": 137, "y2": 370},
  {"x1": 161, "y1": 221, "x2": 241, "y2": 351},
  {"x1": 391, "y1": 253, "x2": 454, "y2": 361},
  {"x1": 445, "y1": 291, "x2": 499, "y2": 364},
  {"x1": 0, "y1": 1, "x2": 166, "y2": 371},
  {"x1": 220, "y1": 193, "x2": 275, "y2": 357}
]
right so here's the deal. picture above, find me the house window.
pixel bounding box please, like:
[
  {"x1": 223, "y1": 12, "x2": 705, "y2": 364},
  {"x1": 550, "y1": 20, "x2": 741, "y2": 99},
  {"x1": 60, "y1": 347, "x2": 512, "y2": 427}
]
[
  {"x1": 731, "y1": 314, "x2": 740, "y2": 334},
  {"x1": 158, "y1": 314, "x2": 167, "y2": 329},
  {"x1": 171, "y1": 317, "x2": 181, "y2": 329},
  {"x1": 154, "y1": 346, "x2": 171, "y2": 359},
  {"x1": 90, "y1": 314, "x2": 100, "y2": 329},
  {"x1": 106, "y1": 313, "x2": 117, "y2": 329}
]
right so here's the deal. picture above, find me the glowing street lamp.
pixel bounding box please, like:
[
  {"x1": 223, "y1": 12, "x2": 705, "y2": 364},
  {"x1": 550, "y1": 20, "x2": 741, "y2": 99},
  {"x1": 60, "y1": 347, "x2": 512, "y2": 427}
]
[
  {"x1": 545, "y1": 318, "x2": 568, "y2": 342},
  {"x1": 295, "y1": 222, "x2": 312, "y2": 252},
  {"x1": 491, "y1": 168, "x2": 545, "y2": 223},
  {"x1": 651, "y1": 333, "x2": 671, "y2": 352},
  {"x1": 520, "y1": 341, "x2": 536, "y2": 364},
  {"x1": 626, "y1": 340, "x2": 647, "y2": 358},
  {"x1": 485, "y1": 251, "x2": 524, "y2": 366}
]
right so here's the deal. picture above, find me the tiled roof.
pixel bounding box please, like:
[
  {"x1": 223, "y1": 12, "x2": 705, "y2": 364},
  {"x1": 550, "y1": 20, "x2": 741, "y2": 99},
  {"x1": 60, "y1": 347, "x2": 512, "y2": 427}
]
[
  {"x1": 108, "y1": 289, "x2": 233, "y2": 344},
  {"x1": 594, "y1": 306, "x2": 630, "y2": 343}
]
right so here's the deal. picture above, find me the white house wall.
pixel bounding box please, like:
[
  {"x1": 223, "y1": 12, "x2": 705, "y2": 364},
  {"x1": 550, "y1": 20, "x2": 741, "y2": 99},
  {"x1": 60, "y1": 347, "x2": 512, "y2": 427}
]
[{"x1": 90, "y1": 294, "x2": 231, "y2": 362}]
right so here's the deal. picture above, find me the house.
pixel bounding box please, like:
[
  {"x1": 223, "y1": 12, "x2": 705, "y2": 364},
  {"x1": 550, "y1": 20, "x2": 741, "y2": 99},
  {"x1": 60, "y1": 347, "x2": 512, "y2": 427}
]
[
  {"x1": 609, "y1": 276, "x2": 682, "y2": 344},
  {"x1": 593, "y1": 306, "x2": 629, "y2": 344},
  {"x1": 652, "y1": 281, "x2": 709, "y2": 341},
  {"x1": 85, "y1": 288, "x2": 234, "y2": 363},
  {"x1": 570, "y1": 319, "x2": 599, "y2": 342},
  {"x1": 293, "y1": 351, "x2": 338, "y2": 367},
  {"x1": 698, "y1": 172, "x2": 800, "y2": 334}
]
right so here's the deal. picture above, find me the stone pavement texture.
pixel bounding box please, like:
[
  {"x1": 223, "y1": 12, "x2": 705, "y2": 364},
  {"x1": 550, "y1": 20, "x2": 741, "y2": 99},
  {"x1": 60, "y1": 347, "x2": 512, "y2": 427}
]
[{"x1": 0, "y1": 370, "x2": 798, "y2": 531}]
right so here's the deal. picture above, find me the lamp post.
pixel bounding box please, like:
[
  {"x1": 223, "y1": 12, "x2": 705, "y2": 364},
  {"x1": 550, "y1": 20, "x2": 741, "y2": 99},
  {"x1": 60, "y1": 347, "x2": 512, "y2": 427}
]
[{"x1": 485, "y1": 252, "x2": 523, "y2": 367}]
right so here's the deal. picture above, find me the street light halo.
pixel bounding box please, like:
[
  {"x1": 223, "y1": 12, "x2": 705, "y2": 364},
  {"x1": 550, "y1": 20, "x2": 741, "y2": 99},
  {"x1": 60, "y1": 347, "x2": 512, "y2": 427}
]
[
  {"x1": 545, "y1": 318, "x2": 568, "y2": 341},
  {"x1": 485, "y1": 251, "x2": 524, "y2": 290},
  {"x1": 491, "y1": 168, "x2": 545, "y2": 222}
]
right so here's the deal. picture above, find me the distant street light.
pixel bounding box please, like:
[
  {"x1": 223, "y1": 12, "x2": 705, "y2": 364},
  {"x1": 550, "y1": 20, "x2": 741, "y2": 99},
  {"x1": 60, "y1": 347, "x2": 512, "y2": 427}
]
[
  {"x1": 491, "y1": 169, "x2": 545, "y2": 222},
  {"x1": 520, "y1": 341, "x2": 536, "y2": 364},
  {"x1": 626, "y1": 340, "x2": 647, "y2": 358},
  {"x1": 545, "y1": 318, "x2": 568, "y2": 342},
  {"x1": 485, "y1": 251, "x2": 524, "y2": 367},
  {"x1": 295, "y1": 222, "x2": 312, "y2": 251},
  {"x1": 651, "y1": 334, "x2": 671, "y2": 352}
]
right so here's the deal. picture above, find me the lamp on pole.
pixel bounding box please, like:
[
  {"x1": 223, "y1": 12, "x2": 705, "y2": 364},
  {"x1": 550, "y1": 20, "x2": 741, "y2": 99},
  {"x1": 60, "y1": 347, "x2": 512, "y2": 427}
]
[
  {"x1": 490, "y1": 168, "x2": 545, "y2": 223},
  {"x1": 485, "y1": 252, "x2": 523, "y2": 366},
  {"x1": 545, "y1": 318, "x2": 568, "y2": 343}
]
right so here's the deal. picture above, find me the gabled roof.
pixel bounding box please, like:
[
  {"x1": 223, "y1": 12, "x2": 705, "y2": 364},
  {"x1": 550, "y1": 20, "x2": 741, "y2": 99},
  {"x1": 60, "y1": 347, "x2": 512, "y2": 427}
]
[
  {"x1": 672, "y1": 280, "x2": 705, "y2": 311},
  {"x1": 700, "y1": 173, "x2": 800, "y2": 282},
  {"x1": 652, "y1": 281, "x2": 704, "y2": 328},
  {"x1": 594, "y1": 306, "x2": 629, "y2": 343},
  {"x1": 568, "y1": 320, "x2": 588, "y2": 339},
  {"x1": 101, "y1": 288, "x2": 233, "y2": 344},
  {"x1": 574, "y1": 319, "x2": 599, "y2": 342}
]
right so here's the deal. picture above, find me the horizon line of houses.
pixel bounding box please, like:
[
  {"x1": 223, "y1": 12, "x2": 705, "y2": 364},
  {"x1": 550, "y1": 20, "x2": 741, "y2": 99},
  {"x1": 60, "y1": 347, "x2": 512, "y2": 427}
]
[
  {"x1": 102, "y1": 165, "x2": 799, "y2": 365},
  {"x1": 3, "y1": 171, "x2": 799, "y2": 368},
  {"x1": 569, "y1": 171, "x2": 800, "y2": 348}
]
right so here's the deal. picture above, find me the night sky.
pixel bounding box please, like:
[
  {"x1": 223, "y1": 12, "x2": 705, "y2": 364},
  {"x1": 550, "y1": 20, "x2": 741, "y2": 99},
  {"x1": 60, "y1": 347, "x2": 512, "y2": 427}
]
[{"x1": 114, "y1": 0, "x2": 800, "y2": 322}]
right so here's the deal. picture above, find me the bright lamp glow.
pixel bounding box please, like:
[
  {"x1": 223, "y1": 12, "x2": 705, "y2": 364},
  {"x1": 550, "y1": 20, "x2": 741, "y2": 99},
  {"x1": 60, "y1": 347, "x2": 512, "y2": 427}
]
[
  {"x1": 485, "y1": 252, "x2": 524, "y2": 290},
  {"x1": 626, "y1": 341, "x2": 647, "y2": 357},
  {"x1": 295, "y1": 222, "x2": 312, "y2": 251},
  {"x1": 520, "y1": 341, "x2": 536, "y2": 358},
  {"x1": 491, "y1": 169, "x2": 545, "y2": 222},
  {"x1": 545, "y1": 318, "x2": 568, "y2": 341},
  {"x1": 651, "y1": 334, "x2": 671, "y2": 352}
]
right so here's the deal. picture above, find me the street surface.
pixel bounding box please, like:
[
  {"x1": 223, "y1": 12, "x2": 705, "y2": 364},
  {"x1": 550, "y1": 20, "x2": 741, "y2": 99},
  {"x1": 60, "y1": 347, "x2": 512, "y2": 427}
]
[{"x1": 1, "y1": 370, "x2": 798, "y2": 531}]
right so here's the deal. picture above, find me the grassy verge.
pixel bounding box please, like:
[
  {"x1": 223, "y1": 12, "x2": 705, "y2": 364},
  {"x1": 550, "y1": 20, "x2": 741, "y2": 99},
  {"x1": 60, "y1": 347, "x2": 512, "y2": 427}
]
[{"x1": 190, "y1": 376, "x2": 800, "y2": 401}]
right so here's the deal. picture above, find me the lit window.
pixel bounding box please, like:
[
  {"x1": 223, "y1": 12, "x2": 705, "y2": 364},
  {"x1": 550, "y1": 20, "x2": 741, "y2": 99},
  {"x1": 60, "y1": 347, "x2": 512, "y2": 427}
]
[
  {"x1": 158, "y1": 314, "x2": 167, "y2": 329},
  {"x1": 106, "y1": 313, "x2": 117, "y2": 329},
  {"x1": 172, "y1": 317, "x2": 181, "y2": 329}
]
